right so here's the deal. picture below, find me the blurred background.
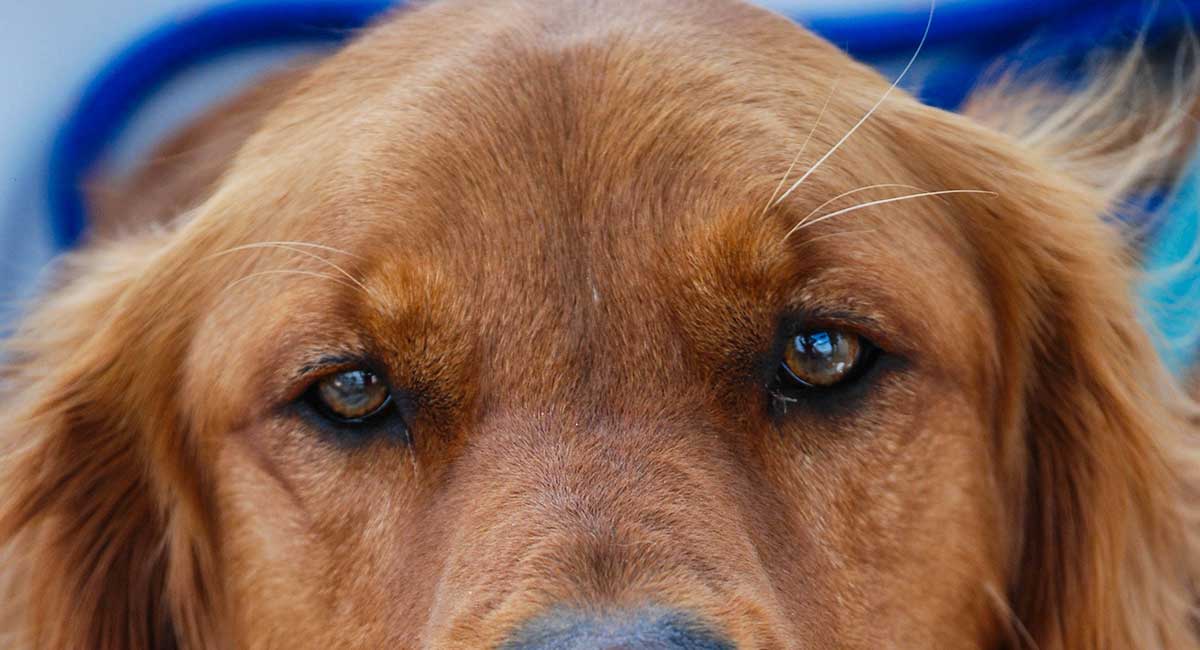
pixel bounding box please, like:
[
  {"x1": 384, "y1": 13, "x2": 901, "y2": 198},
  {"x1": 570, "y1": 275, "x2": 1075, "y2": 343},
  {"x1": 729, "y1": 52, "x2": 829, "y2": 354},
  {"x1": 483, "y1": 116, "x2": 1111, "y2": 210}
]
[{"x1": 3, "y1": 0, "x2": 1198, "y2": 371}]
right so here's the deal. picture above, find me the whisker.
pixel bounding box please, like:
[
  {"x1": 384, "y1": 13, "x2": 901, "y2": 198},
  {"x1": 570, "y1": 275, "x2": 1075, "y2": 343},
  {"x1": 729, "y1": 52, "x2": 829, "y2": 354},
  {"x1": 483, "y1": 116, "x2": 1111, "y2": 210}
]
[
  {"x1": 773, "y1": 0, "x2": 936, "y2": 208},
  {"x1": 798, "y1": 183, "x2": 923, "y2": 226},
  {"x1": 789, "y1": 228, "x2": 879, "y2": 251},
  {"x1": 204, "y1": 240, "x2": 362, "y2": 261},
  {"x1": 983, "y1": 583, "x2": 1040, "y2": 650},
  {"x1": 763, "y1": 79, "x2": 842, "y2": 215},
  {"x1": 251, "y1": 244, "x2": 373, "y2": 297},
  {"x1": 205, "y1": 241, "x2": 376, "y2": 297},
  {"x1": 783, "y1": 189, "x2": 998, "y2": 242},
  {"x1": 221, "y1": 269, "x2": 364, "y2": 295}
]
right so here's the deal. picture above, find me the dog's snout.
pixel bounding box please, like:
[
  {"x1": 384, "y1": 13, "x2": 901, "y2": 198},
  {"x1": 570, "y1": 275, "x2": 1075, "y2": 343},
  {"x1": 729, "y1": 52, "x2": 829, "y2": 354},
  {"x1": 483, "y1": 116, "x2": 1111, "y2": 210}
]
[{"x1": 503, "y1": 609, "x2": 732, "y2": 650}]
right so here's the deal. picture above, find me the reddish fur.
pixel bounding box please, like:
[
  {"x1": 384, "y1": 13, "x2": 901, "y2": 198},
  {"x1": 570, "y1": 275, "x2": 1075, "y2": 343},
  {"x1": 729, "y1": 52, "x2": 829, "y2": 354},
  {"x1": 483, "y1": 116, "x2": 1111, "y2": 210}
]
[{"x1": 2, "y1": 1, "x2": 1197, "y2": 648}]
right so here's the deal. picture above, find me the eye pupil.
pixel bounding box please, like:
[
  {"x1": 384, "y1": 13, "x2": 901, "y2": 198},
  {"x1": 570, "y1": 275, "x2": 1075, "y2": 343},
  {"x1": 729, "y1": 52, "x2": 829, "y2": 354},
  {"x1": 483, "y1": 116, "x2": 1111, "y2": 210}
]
[
  {"x1": 799, "y1": 331, "x2": 833, "y2": 359},
  {"x1": 781, "y1": 329, "x2": 864, "y2": 388},
  {"x1": 315, "y1": 369, "x2": 391, "y2": 421}
]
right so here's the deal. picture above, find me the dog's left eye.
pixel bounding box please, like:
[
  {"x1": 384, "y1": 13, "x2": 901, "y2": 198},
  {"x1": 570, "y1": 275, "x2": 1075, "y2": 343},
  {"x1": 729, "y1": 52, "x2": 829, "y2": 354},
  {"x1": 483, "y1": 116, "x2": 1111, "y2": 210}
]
[
  {"x1": 308, "y1": 369, "x2": 393, "y2": 423},
  {"x1": 777, "y1": 329, "x2": 872, "y2": 389}
]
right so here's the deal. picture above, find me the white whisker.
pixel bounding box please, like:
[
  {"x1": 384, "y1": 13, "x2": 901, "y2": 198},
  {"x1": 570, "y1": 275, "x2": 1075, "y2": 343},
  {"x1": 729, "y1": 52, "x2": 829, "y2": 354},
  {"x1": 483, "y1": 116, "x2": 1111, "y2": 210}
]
[
  {"x1": 790, "y1": 228, "x2": 879, "y2": 250},
  {"x1": 205, "y1": 240, "x2": 362, "y2": 261},
  {"x1": 783, "y1": 189, "x2": 997, "y2": 241},
  {"x1": 984, "y1": 583, "x2": 1040, "y2": 650},
  {"x1": 253, "y1": 244, "x2": 373, "y2": 296},
  {"x1": 773, "y1": 0, "x2": 936, "y2": 208},
  {"x1": 799, "y1": 183, "x2": 922, "y2": 226},
  {"x1": 763, "y1": 79, "x2": 842, "y2": 215},
  {"x1": 206, "y1": 241, "x2": 375, "y2": 297},
  {"x1": 222, "y1": 270, "x2": 364, "y2": 295}
]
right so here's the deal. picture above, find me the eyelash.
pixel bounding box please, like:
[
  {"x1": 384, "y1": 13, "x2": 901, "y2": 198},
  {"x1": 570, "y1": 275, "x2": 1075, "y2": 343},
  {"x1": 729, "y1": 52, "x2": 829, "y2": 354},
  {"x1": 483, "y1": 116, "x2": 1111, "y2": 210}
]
[
  {"x1": 302, "y1": 380, "x2": 394, "y2": 423},
  {"x1": 293, "y1": 364, "x2": 411, "y2": 446},
  {"x1": 766, "y1": 325, "x2": 886, "y2": 416}
]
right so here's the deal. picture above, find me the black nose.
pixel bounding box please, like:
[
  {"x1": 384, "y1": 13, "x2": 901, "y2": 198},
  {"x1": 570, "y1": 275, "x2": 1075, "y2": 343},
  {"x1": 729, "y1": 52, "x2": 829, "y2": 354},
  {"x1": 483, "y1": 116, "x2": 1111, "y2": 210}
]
[{"x1": 502, "y1": 609, "x2": 733, "y2": 650}]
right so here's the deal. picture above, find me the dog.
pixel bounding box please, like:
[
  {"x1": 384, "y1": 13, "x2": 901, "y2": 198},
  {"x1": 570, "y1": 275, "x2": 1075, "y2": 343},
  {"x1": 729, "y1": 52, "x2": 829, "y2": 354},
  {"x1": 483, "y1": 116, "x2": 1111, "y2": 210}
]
[{"x1": 2, "y1": 0, "x2": 1198, "y2": 647}]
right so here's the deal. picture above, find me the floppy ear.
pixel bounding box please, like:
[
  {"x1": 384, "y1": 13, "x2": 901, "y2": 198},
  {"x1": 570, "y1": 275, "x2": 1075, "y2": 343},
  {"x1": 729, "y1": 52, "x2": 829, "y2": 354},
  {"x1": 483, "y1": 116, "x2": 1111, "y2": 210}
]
[
  {"x1": 994, "y1": 200, "x2": 1198, "y2": 649},
  {"x1": 0, "y1": 56, "x2": 317, "y2": 650},
  {"x1": 932, "y1": 52, "x2": 1200, "y2": 648},
  {"x1": 0, "y1": 233, "x2": 225, "y2": 649},
  {"x1": 961, "y1": 46, "x2": 1200, "y2": 241}
]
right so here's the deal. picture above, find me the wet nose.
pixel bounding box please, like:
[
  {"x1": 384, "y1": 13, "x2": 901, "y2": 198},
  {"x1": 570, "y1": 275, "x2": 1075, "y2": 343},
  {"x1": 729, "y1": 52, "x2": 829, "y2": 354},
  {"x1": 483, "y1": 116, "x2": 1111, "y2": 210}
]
[{"x1": 503, "y1": 609, "x2": 733, "y2": 650}]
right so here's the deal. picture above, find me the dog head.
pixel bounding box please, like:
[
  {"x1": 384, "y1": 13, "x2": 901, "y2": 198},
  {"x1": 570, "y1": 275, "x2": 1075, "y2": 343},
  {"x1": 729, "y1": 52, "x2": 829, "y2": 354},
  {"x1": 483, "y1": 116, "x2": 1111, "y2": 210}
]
[{"x1": 3, "y1": 1, "x2": 1197, "y2": 648}]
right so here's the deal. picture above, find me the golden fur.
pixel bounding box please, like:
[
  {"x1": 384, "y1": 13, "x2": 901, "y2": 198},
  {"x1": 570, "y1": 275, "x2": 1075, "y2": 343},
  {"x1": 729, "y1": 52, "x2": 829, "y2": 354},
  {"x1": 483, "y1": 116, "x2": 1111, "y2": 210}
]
[{"x1": 2, "y1": 0, "x2": 1198, "y2": 647}]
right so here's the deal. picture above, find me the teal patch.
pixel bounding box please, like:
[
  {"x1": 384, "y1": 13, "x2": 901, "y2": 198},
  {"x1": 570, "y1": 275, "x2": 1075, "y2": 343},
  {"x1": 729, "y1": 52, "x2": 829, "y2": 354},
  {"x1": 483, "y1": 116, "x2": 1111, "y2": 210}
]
[{"x1": 1142, "y1": 143, "x2": 1200, "y2": 377}]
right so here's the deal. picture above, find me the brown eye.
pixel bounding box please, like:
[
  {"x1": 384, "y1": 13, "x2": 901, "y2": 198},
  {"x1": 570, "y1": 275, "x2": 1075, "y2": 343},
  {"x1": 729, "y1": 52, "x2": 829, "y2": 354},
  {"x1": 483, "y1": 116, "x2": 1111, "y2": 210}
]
[
  {"x1": 780, "y1": 329, "x2": 865, "y2": 388},
  {"x1": 313, "y1": 369, "x2": 392, "y2": 422}
]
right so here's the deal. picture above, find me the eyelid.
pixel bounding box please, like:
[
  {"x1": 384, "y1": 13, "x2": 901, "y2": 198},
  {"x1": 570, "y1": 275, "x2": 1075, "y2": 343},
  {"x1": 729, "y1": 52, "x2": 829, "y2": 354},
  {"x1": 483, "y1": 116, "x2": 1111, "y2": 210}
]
[
  {"x1": 776, "y1": 308, "x2": 924, "y2": 383},
  {"x1": 284, "y1": 354, "x2": 376, "y2": 402},
  {"x1": 780, "y1": 279, "x2": 918, "y2": 357},
  {"x1": 782, "y1": 310, "x2": 891, "y2": 346}
]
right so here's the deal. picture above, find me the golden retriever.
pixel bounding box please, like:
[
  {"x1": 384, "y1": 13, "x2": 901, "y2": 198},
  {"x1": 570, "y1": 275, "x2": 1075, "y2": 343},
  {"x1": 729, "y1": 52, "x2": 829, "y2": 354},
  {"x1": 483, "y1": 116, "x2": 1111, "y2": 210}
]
[{"x1": 2, "y1": 0, "x2": 1198, "y2": 648}]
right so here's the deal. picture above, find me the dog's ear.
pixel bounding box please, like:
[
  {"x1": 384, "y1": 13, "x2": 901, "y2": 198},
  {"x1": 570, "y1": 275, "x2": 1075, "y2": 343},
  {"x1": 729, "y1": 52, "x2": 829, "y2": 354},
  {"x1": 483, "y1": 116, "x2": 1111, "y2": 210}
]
[
  {"x1": 0, "y1": 232, "x2": 223, "y2": 649},
  {"x1": 0, "y1": 60, "x2": 322, "y2": 648},
  {"x1": 0, "y1": 51, "x2": 335, "y2": 650},
  {"x1": 993, "y1": 198, "x2": 1198, "y2": 650},
  {"x1": 961, "y1": 47, "x2": 1200, "y2": 238},
  {"x1": 923, "y1": 52, "x2": 1200, "y2": 648}
]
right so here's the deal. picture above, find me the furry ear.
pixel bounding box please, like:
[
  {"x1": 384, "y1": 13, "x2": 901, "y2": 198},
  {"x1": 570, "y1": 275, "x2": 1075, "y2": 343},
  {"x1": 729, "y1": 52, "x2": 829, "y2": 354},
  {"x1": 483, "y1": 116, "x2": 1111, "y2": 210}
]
[
  {"x1": 935, "y1": 46, "x2": 1200, "y2": 648},
  {"x1": 1002, "y1": 216, "x2": 1198, "y2": 649},
  {"x1": 961, "y1": 43, "x2": 1200, "y2": 242},
  {"x1": 0, "y1": 55, "x2": 315, "y2": 650},
  {"x1": 0, "y1": 234, "x2": 222, "y2": 649}
]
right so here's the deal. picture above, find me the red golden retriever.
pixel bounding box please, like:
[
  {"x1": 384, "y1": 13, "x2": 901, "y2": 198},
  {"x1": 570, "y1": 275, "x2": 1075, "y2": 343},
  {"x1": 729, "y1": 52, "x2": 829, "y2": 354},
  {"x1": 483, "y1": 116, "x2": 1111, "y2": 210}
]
[{"x1": 2, "y1": 1, "x2": 1198, "y2": 648}]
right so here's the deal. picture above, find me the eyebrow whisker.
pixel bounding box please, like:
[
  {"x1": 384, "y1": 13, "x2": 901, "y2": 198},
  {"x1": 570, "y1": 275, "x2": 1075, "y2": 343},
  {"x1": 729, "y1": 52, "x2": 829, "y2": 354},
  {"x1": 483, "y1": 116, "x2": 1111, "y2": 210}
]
[
  {"x1": 763, "y1": 79, "x2": 842, "y2": 216},
  {"x1": 783, "y1": 189, "x2": 998, "y2": 242},
  {"x1": 207, "y1": 241, "x2": 376, "y2": 298},
  {"x1": 772, "y1": 0, "x2": 936, "y2": 208},
  {"x1": 222, "y1": 269, "x2": 366, "y2": 296},
  {"x1": 798, "y1": 183, "x2": 923, "y2": 226},
  {"x1": 205, "y1": 240, "x2": 363, "y2": 261},
  {"x1": 254, "y1": 244, "x2": 374, "y2": 297},
  {"x1": 789, "y1": 227, "x2": 880, "y2": 251}
]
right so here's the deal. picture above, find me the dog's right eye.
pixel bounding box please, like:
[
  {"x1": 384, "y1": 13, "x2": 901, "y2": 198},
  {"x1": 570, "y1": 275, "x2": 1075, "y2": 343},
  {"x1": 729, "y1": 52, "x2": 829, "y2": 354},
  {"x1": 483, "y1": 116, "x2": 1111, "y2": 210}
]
[
  {"x1": 307, "y1": 369, "x2": 393, "y2": 424},
  {"x1": 779, "y1": 329, "x2": 867, "y2": 388}
]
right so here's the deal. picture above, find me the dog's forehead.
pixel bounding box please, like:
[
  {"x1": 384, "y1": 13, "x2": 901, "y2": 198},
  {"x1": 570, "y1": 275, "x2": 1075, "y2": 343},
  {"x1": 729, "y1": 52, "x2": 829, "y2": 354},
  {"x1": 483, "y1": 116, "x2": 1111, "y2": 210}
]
[
  {"x1": 265, "y1": 0, "x2": 912, "y2": 263},
  {"x1": 205, "y1": 0, "x2": 991, "y2": 399},
  {"x1": 246, "y1": 0, "x2": 896, "y2": 235}
]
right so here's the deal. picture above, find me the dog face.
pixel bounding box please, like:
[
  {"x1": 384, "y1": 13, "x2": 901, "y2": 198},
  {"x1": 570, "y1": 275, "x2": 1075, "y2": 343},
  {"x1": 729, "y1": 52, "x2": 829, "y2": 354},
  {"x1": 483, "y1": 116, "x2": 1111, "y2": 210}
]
[{"x1": 3, "y1": 1, "x2": 1197, "y2": 649}]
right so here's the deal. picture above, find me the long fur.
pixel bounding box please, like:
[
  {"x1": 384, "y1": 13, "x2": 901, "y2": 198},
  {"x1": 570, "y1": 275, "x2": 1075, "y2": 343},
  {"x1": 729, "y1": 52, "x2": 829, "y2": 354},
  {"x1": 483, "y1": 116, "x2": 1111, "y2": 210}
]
[
  {"x1": 1, "y1": 2, "x2": 1198, "y2": 647},
  {"x1": 959, "y1": 44, "x2": 1200, "y2": 648}
]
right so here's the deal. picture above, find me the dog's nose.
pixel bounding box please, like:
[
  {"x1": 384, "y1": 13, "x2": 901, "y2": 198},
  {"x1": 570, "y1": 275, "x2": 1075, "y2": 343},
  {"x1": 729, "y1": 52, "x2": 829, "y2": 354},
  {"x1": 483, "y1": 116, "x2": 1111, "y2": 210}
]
[{"x1": 502, "y1": 609, "x2": 733, "y2": 650}]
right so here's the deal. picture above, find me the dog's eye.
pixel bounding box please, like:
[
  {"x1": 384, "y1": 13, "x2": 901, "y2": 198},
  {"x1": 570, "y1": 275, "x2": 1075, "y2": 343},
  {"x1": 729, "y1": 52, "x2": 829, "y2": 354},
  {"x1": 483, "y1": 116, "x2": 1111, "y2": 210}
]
[
  {"x1": 310, "y1": 369, "x2": 392, "y2": 422},
  {"x1": 778, "y1": 329, "x2": 869, "y2": 388}
]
